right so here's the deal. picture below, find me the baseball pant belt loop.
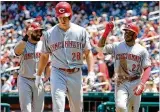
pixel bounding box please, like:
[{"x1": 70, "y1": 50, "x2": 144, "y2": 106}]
[
  {"x1": 59, "y1": 68, "x2": 80, "y2": 74},
  {"x1": 128, "y1": 75, "x2": 140, "y2": 82}
]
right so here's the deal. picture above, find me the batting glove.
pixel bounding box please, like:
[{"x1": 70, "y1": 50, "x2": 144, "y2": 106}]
[
  {"x1": 86, "y1": 72, "x2": 96, "y2": 88},
  {"x1": 133, "y1": 82, "x2": 145, "y2": 96},
  {"x1": 34, "y1": 73, "x2": 42, "y2": 88},
  {"x1": 102, "y1": 20, "x2": 114, "y2": 39}
]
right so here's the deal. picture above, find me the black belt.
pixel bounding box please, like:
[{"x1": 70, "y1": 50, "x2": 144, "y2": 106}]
[
  {"x1": 59, "y1": 68, "x2": 80, "y2": 74},
  {"x1": 21, "y1": 76, "x2": 35, "y2": 80}
]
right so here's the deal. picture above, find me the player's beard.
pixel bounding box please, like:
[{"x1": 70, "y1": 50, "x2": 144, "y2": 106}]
[
  {"x1": 124, "y1": 33, "x2": 135, "y2": 42},
  {"x1": 125, "y1": 37, "x2": 133, "y2": 42},
  {"x1": 31, "y1": 34, "x2": 41, "y2": 41}
]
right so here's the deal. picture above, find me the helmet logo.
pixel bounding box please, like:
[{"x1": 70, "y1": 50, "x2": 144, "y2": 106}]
[{"x1": 59, "y1": 8, "x2": 65, "y2": 13}]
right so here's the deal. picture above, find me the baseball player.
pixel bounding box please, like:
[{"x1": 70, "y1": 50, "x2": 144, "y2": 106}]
[
  {"x1": 96, "y1": 20, "x2": 151, "y2": 112},
  {"x1": 14, "y1": 22, "x2": 50, "y2": 112},
  {"x1": 35, "y1": 2, "x2": 95, "y2": 112}
]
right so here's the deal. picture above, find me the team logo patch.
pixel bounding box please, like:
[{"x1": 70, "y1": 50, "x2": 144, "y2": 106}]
[{"x1": 59, "y1": 8, "x2": 65, "y2": 13}]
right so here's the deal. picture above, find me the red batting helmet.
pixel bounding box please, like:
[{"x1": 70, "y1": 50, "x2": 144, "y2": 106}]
[
  {"x1": 27, "y1": 22, "x2": 44, "y2": 31},
  {"x1": 123, "y1": 23, "x2": 139, "y2": 36},
  {"x1": 55, "y1": 2, "x2": 72, "y2": 18}
]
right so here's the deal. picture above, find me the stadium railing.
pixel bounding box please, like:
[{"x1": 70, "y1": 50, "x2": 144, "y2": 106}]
[
  {"x1": 97, "y1": 101, "x2": 159, "y2": 112},
  {"x1": 1, "y1": 92, "x2": 159, "y2": 111},
  {"x1": 1, "y1": 103, "x2": 11, "y2": 112}
]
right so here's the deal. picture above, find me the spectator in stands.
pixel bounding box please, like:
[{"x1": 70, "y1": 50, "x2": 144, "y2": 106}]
[
  {"x1": 22, "y1": 6, "x2": 31, "y2": 19},
  {"x1": 44, "y1": 82, "x2": 51, "y2": 93},
  {"x1": 148, "y1": 40, "x2": 157, "y2": 54},
  {"x1": 82, "y1": 76, "x2": 89, "y2": 93},
  {"x1": 142, "y1": 25, "x2": 158, "y2": 38},
  {"x1": 1, "y1": 71, "x2": 18, "y2": 93},
  {"x1": 96, "y1": 52, "x2": 110, "y2": 80},
  {"x1": 34, "y1": 16, "x2": 43, "y2": 25},
  {"x1": 1, "y1": 75, "x2": 7, "y2": 87},
  {"x1": 90, "y1": 32, "x2": 101, "y2": 55},
  {"x1": 96, "y1": 72, "x2": 111, "y2": 92},
  {"x1": 151, "y1": 49, "x2": 159, "y2": 61},
  {"x1": 144, "y1": 81, "x2": 158, "y2": 92},
  {"x1": 153, "y1": 74, "x2": 160, "y2": 92},
  {"x1": 104, "y1": 55, "x2": 115, "y2": 79},
  {"x1": 156, "y1": 82, "x2": 159, "y2": 92},
  {"x1": 11, "y1": 72, "x2": 18, "y2": 91}
]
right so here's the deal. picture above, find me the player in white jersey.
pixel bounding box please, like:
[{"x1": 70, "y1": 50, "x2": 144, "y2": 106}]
[
  {"x1": 35, "y1": 2, "x2": 95, "y2": 112},
  {"x1": 14, "y1": 22, "x2": 51, "y2": 112},
  {"x1": 96, "y1": 20, "x2": 151, "y2": 112}
]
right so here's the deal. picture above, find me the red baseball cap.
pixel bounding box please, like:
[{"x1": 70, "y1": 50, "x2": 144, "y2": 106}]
[
  {"x1": 123, "y1": 23, "x2": 139, "y2": 36},
  {"x1": 27, "y1": 22, "x2": 44, "y2": 31}
]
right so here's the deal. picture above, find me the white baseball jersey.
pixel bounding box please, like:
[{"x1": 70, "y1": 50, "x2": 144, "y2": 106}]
[
  {"x1": 41, "y1": 22, "x2": 91, "y2": 69},
  {"x1": 103, "y1": 41, "x2": 151, "y2": 76},
  {"x1": 15, "y1": 41, "x2": 43, "y2": 78}
]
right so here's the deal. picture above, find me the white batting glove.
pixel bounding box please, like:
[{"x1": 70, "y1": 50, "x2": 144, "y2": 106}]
[
  {"x1": 34, "y1": 73, "x2": 42, "y2": 88},
  {"x1": 86, "y1": 72, "x2": 96, "y2": 88}
]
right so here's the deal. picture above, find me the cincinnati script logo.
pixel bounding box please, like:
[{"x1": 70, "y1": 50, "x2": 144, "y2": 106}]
[{"x1": 59, "y1": 8, "x2": 65, "y2": 13}]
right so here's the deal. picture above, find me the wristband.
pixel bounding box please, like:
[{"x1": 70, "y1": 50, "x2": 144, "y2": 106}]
[
  {"x1": 22, "y1": 35, "x2": 29, "y2": 42},
  {"x1": 102, "y1": 30, "x2": 110, "y2": 39},
  {"x1": 102, "y1": 22, "x2": 114, "y2": 39}
]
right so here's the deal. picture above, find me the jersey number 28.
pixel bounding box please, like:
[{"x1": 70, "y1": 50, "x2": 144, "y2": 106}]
[{"x1": 72, "y1": 52, "x2": 81, "y2": 61}]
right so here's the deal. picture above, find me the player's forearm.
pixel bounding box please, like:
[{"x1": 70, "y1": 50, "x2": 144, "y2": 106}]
[
  {"x1": 14, "y1": 41, "x2": 27, "y2": 55},
  {"x1": 141, "y1": 66, "x2": 151, "y2": 84},
  {"x1": 97, "y1": 21, "x2": 114, "y2": 51},
  {"x1": 44, "y1": 62, "x2": 51, "y2": 78},
  {"x1": 85, "y1": 50, "x2": 94, "y2": 72},
  {"x1": 37, "y1": 53, "x2": 49, "y2": 76},
  {"x1": 98, "y1": 37, "x2": 107, "y2": 47},
  {"x1": 94, "y1": 37, "x2": 107, "y2": 52}
]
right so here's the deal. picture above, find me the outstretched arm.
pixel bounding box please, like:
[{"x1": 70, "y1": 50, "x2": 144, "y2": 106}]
[
  {"x1": 98, "y1": 37, "x2": 108, "y2": 48},
  {"x1": 96, "y1": 18, "x2": 114, "y2": 52}
]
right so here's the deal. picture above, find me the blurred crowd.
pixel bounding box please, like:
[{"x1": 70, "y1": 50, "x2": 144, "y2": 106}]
[{"x1": 1, "y1": 1, "x2": 160, "y2": 93}]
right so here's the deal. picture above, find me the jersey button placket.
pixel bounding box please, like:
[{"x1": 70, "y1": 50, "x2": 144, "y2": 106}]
[{"x1": 64, "y1": 33, "x2": 69, "y2": 67}]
